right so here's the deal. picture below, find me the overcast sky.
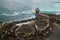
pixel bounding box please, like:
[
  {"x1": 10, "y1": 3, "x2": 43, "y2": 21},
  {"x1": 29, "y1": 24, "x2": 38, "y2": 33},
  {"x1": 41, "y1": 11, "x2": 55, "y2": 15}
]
[{"x1": 0, "y1": 0, "x2": 60, "y2": 11}]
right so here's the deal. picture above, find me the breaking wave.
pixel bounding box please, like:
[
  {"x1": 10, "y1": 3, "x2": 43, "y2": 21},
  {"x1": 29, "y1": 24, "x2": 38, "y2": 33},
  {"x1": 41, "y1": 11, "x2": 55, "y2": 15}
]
[
  {"x1": 2, "y1": 12, "x2": 20, "y2": 16},
  {"x1": 0, "y1": 9, "x2": 35, "y2": 22},
  {"x1": 22, "y1": 9, "x2": 35, "y2": 14}
]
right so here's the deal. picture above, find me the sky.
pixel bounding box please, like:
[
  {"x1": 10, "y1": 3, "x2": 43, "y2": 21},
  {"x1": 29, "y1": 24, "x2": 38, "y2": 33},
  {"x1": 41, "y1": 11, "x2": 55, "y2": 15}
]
[{"x1": 0, "y1": 0, "x2": 60, "y2": 12}]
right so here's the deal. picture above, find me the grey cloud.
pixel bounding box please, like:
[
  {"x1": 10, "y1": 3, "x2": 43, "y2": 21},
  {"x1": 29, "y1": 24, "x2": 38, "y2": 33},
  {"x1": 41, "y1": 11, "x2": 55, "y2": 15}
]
[{"x1": 0, "y1": 0, "x2": 60, "y2": 12}]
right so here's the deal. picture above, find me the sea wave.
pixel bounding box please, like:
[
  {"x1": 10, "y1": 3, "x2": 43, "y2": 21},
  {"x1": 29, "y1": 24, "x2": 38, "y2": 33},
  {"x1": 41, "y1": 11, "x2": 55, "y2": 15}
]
[
  {"x1": 2, "y1": 12, "x2": 20, "y2": 16},
  {"x1": 22, "y1": 9, "x2": 35, "y2": 14},
  {"x1": 5, "y1": 15, "x2": 35, "y2": 23},
  {"x1": 16, "y1": 15, "x2": 35, "y2": 22}
]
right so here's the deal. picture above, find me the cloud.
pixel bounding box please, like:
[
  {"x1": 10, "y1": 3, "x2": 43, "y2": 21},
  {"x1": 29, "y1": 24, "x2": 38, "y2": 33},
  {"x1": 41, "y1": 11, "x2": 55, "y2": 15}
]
[
  {"x1": 0, "y1": 0, "x2": 32, "y2": 12},
  {"x1": 0, "y1": 0, "x2": 60, "y2": 12}
]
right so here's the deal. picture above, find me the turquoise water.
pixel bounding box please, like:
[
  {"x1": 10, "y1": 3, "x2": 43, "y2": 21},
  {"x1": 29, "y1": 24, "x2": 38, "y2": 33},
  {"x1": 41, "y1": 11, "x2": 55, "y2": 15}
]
[{"x1": 0, "y1": 0, "x2": 60, "y2": 22}]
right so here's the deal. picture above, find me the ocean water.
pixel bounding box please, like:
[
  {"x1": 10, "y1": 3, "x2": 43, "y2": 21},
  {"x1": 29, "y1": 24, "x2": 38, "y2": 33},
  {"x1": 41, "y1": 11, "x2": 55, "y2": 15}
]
[{"x1": 0, "y1": 0, "x2": 60, "y2": 22}]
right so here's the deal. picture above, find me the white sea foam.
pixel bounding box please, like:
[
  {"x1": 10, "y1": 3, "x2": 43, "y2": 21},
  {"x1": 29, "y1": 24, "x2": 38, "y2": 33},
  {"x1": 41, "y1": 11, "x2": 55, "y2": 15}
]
[
  {"x1": 7, "y1": 15, "x2": 35, "y2": 23},
  {"x1": 56, "y1": 12, "x2": 60, "y2": 15},
  {"x1": 20, "y1": 15, "x2": 35, "y2": 21},
  {"x1": 2, "y1": 12, "x2": 20, "y2": 16},
  {"x1": 22, "y1": 9, "x2": 35, "y2": 14}
]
